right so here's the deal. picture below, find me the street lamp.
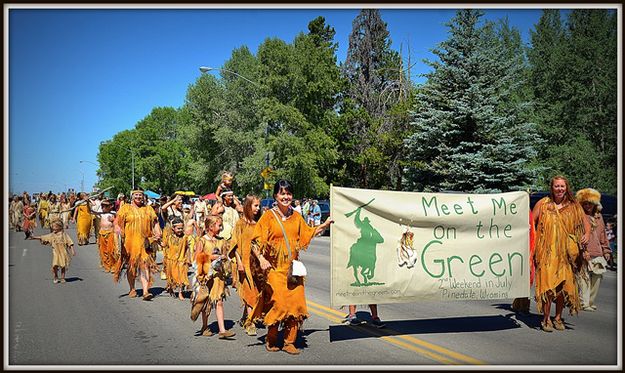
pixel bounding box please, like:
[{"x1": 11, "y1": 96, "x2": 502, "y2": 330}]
[
  {"x1": 79, "y1": 170, "x2": 85, "y2": 193},
  {"x1": 199, "y1": 65, "x2": 269, "y2": 196},
  {"x1": 80, "y1": 160, "x2": 100, "y2": 189},
  {"x1": 199, "y1": 66, "x2": 260, "y2": 87}
]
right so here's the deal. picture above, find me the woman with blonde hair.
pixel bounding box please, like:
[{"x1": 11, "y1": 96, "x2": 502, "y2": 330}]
[{"x1": 533, "y1": 176, "x2": 589, "y2": 332}]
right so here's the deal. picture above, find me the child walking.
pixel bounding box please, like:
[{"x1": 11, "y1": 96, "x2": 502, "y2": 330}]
[
  {"x1": 160, "y1": 217, "x2": 191, "y2": 300},
  {"x1": 93, "y1": 200, "x2": 117, "y2": 272},
  {"x1": 31, "y1": 219, "x2": 76, "y2": 283},
  {"x1": 190, "y1": 215, "x2": 236, "y2": 339},
  {"x1": 22, "y1": 200, "x2": 37, "y2": 239}
]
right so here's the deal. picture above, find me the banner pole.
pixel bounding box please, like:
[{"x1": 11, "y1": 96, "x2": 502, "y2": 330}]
[{"x1": 330, "y1": 183, "x2": 334, "y2": 308}]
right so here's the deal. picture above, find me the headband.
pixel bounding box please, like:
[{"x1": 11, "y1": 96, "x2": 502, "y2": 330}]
[
  {"x1": 131, "y1": 190, "x2": 145, "y2": 195},
  {"x1": 220, "y1": 190, "x2": 234, "y2": 197}
]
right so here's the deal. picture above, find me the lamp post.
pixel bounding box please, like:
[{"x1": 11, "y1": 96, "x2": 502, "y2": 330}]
[
  {"x1": 199, "y1": 65, "x2": 269, "y2": 197},
  {"x1": 79, "y1": 170, "x2": 85, "y2": 193},
  {"x1": 199, "y1": 66, "x2": 260, "y2": 87},
  {"x1": 80, "y1": 160, "x2": 100, "y2": 191}
]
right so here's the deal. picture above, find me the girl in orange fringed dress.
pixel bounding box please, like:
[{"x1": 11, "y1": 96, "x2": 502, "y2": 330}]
[
  {"x1": 161, "y1": 217, "x2": 191, "y2": 300},
  {"x1": 190, "y1": 215, "x2": 236, "y2": 339},
  {"x1": 230, "y1": 194, "x2": 262, "y2": 336}
]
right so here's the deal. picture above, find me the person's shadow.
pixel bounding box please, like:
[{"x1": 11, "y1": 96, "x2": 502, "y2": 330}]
[
  {"x1": 245, "y1": 327, "x2": 326, "y2": 351},
  {"x1": 329, "y1": 311, "x2": 521, "y2": 342},
  {"x1": 193, "y1": 320, "x2": 238, "y2": 337},
  {"x1": 64, "y1": 277, "x2": 83, "y2": 282},
  {"x1": 492, "y1": 302, "x2": 576, "y2": 331}
]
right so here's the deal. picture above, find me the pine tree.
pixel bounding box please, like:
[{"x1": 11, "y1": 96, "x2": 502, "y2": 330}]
[
  {"x1": 339, "y1": 9, "x2": 406, "y2": 188},
  {"x1": 527, "y1": 9, "x2": 617, "y2": 194},
  {"x1": 404, "y1": 9, "x2": 539, "y2": 193}
]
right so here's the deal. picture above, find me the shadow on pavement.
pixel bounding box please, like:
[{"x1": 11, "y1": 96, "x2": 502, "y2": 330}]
[
  {"x1": 329, "y1": 314, "x2": 521, "y2": 342},
  {"x1": 492, "y1": 303, "x2": 577, "y2": 331},
  {"x1": 242, "y1": 327, "x2": 325, "y2": 351},
  {"x1": 64, "y1": 277, "x2": 83, "y2": 282}
]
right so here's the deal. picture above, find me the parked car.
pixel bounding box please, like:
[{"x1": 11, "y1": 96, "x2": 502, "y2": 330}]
[
  {"x1": 317, "y1": 200, "x2": 331, "y2": 236},
  {"x1": 261, "y1": 198, "x2": 275, "y2": 210},
  {"x1": 530, "y1": 191, "x2": 616, "y2": 219}
]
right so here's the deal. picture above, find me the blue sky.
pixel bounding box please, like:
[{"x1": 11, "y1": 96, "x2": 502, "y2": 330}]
[{"x1": 8, "y1": 6, "x2": 547, "y2": 195}]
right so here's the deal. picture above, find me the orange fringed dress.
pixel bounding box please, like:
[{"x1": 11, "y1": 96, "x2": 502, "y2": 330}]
[
  {"x1": 76, "y1": 204, "x2": 92, "y2": 245},
  {"x1": 162, "y1": 229, "x2": 191, "y2": 291},
  {"x1": 249, "y1": 210, "x2": 316, "y2": 327},
  {"x1": 98, "y1": 214, "x2": 119, "y2": 273},
  {"x1": 534, "y1": 197, "x2": 585, "y2": 315},
  {"x1": 231, "y1": 219, "x2": 260, "y2": 310},
  {"x1": 195, "y1": 236, "x2": 231, "y2": 308},
  {"x1": 113, "y1": 203, "x2": 159, "y2": 283}
]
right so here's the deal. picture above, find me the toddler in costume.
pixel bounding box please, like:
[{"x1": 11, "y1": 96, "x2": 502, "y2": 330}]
[{"x1": 31, "y1": 219, "x2": 76, "y2": 283}]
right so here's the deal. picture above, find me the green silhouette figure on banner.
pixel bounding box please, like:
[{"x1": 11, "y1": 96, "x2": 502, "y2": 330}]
[{"x1": 346, "y1": 199, "x2": 385, "y2": 287}]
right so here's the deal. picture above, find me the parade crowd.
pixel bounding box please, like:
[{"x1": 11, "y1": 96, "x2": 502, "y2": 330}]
[{"x1": 7, "y1": 174, "x2": 619, "y2": 354}]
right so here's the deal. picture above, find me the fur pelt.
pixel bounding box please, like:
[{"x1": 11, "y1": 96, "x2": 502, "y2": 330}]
[{"x1": 576, "y1": 188, "x2": 602, "y2": 210}]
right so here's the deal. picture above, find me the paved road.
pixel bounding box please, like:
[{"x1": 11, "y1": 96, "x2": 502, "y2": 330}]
[{"x1": 6, "y1": 224, "x2": 621, "y2": 367}]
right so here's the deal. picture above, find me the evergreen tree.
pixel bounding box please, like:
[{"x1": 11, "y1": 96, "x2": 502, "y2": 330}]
[
  {"x1": 527, "y1": 9, "x2": 617, "y2": 194},
  {"x1": 339, "y1": 9, "x2": 406, "y2": 189},
  {"x1": 404, "y1": 9, "x2": 539, "y2": 193}
]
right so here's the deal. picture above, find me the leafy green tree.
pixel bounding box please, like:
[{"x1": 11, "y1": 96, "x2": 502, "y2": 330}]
[
  {"x1": 527, "y1": 9, "x2": 617, "y2": 194},
  {"x1": 132, "y1": 107, "x2": 192, "y2": 195},
  {"x1": 404, "y1": 9, "x2": 539, "y2": 193},
  {"x1": 177, "y1": 73, "x2": 227, "y2": 194},
  {"x1": 176, "y1": 17, "x2": 341, "y2": 199},
  {"x1": 97, "y1": 129, "x2": 139, "y2": 196}
]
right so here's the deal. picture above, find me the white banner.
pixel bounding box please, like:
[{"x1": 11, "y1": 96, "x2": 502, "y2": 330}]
[{"x1": 330, "y1": 186, "x2": 530, "y2": 307}]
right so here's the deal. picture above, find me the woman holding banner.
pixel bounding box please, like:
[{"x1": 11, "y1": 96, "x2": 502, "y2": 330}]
[
  {"x1": 533, "y1": 176, "x2": 589, "y2": 332},
  {"x1": 249, "y1": 180, "x2": 333, "y2": 355}
]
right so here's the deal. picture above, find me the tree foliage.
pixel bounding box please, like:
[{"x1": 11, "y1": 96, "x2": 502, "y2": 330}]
[
  {"x1": 404, "y1": 9, "x2": 540, "y2": 193},
  {"x1": 97, "y1": 10, "x2": 617, "y2": 198},
  {"x1": 528, "y1": 9, "x2": 617, "y2": 194},
  {"x1": 338, "y1": 9, "x2": 410, "y2": 189}
]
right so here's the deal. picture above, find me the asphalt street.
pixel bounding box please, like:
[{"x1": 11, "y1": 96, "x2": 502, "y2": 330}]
[{"x1": 6, "y1": 224, "x2": 620, "y2": 368}]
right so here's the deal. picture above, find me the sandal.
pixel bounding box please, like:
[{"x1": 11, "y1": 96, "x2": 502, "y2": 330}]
[
  {"x1": 553, "y1": 319, "x2": 565, "y2": 331},
  {"x1": 282, "y1": 344, "x2": 301, "y2": 355},
  {"x1": 541, "y1": 320, "x2": 554, "y2": 332},
  {"x1": 201, "y1": 327, "x2": 213, "y2": 337},
  {"x1": 142, "y1": 293, "x2": 154, "y2": 301},
  {"x1": 265, "y1": 343, "x2": 280, "y2": 352},
  {"x1": 218, "y1": 330, "x2": 236, "y2": 339}
]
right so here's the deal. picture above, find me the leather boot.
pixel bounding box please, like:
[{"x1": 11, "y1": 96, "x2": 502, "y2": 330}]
[
  {"x1": 265, "y1": 324, "x2": 279, "y2": 352},
  {"x1": 282, "y1": 318, "x2": 300, "y2": 355}
]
